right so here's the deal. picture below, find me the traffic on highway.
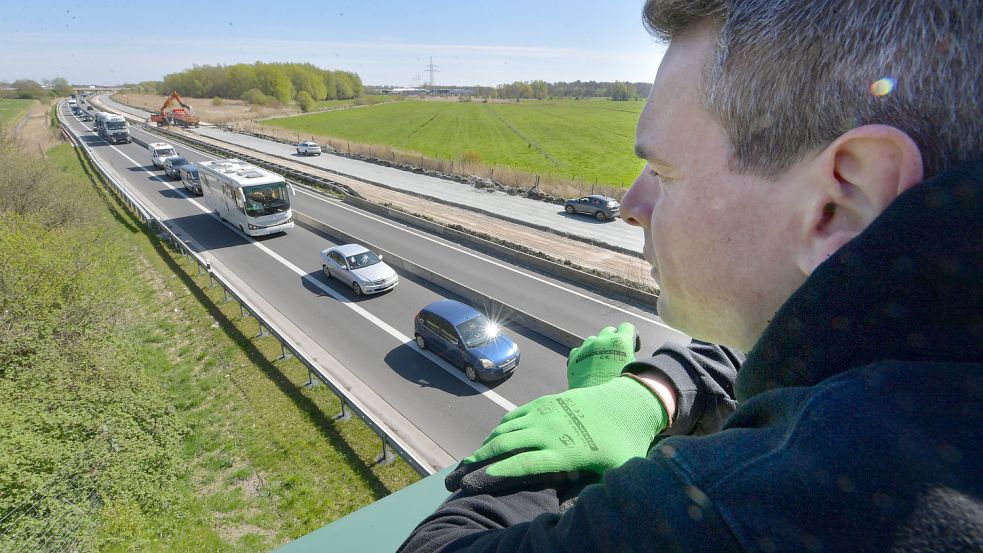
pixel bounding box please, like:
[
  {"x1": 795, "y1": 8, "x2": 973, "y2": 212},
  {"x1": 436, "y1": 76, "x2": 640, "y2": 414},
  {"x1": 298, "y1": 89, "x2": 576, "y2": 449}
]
[{"x1": 59, "y1": 98, "x2": 685, "y2": 462}]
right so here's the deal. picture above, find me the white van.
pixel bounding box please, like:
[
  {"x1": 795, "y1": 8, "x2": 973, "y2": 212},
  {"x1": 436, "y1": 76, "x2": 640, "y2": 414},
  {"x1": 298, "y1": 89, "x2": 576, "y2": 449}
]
[{"x1": 148, "y1": 142, "x2": 178, "y2": 167}]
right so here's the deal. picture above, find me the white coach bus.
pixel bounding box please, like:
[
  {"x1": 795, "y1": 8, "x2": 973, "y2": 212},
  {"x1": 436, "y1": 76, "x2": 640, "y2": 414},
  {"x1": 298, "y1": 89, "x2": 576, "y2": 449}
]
[{"x1": 197, "y1": 159, "x2": 295, "y2": 237}]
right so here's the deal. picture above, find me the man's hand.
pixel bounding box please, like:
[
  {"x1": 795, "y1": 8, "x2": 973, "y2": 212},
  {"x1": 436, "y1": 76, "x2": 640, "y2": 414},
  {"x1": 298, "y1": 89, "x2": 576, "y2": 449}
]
[
  {"x1": 445, "y1": 376, "x2": 668, "y2": 494},
  {"x1": 567, "y1": 322, "x2": 640, "y2": 389}
]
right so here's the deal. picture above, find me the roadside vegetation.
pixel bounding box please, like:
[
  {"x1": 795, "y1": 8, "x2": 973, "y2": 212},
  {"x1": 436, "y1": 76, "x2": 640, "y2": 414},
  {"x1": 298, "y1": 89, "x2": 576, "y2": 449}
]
[
  {"x1": 0, "y1": 99, "x2": 37, "y2": 127},
  {"x1": 0, "y1": 124, "x2": 417, "y2": 550},
  {"x1": 262, "y1": 97, "x2": 646, "y2": 196}
]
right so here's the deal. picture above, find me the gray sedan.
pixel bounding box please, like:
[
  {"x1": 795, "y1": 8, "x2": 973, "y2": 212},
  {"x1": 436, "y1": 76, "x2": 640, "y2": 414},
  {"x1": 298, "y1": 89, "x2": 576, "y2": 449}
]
[
  {"x1": 163, "y1": 156, "x2": 193, "y2": 180},
  {"x1": 319, "y1": 244, "x2": 399, "y2": 296},
  {"x1": 564, "y1": 194, "x2": 621, "y2": 221}
]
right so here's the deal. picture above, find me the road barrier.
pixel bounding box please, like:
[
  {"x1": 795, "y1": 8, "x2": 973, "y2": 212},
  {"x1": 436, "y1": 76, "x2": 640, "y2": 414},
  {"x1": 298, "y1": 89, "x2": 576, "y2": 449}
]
[{"x1": 58, "y1": 103, "x2": 446, "y2": 477}]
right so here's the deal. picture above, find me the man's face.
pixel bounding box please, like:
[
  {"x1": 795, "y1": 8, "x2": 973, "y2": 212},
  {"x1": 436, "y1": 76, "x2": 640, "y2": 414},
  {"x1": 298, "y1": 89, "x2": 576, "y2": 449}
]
[{"x1": 621, "y1": 23, "x2": 811, "y2": 350}]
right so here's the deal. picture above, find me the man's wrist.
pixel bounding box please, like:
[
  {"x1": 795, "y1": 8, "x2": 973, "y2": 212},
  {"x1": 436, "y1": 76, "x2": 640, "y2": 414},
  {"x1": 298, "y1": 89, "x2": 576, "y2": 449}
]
[{"x1": 621, "y1": 372, "x2": 677, "y2": 427}]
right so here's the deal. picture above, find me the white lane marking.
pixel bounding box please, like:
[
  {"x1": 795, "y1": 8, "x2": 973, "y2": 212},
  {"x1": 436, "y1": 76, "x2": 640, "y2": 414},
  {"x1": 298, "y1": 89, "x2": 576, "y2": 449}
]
[
  {"x1": 124, "y1": 117, "x2": 671, "y2": 332},
  {"x1": 89, "y1": 132, "x2": 518, "y2": 412},
  {"x1": 292, "y1": 186, "x2": 675, "y2": 331}
]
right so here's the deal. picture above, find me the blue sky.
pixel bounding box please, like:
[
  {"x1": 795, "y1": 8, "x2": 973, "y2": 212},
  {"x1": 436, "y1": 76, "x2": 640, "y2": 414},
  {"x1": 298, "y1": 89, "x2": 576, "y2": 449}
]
[{"x1": 0, "y1": 0, "x2": 666, "y2": 86}]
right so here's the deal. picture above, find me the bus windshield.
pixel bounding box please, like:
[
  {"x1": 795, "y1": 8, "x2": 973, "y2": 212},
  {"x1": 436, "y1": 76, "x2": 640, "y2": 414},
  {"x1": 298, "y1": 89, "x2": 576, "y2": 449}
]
[
  {"x1": 107, "y1": 121, "x2": 126, "y2": 130},
  {"x1": 243, "y1": 182, "x2": 290, "y2": 217}
]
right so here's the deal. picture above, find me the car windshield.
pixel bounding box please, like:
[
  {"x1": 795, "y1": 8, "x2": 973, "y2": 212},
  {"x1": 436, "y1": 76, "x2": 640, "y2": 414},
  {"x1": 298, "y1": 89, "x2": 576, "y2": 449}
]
[
  {"x1": 346, "y1": 250, "x2": 381, "y2": 269},
  {"x1": 243, "y1": 182, "x2": 290, "y2": 217},
  {"x1": 169, "y1": 157, "x2": 189, "y2": 167},
  {"x1": 456, "y1": 315, "x2": 500, "y2": 348},
  {"x1": 157, "y1": 148, "x2": 175, "y2": 157}
]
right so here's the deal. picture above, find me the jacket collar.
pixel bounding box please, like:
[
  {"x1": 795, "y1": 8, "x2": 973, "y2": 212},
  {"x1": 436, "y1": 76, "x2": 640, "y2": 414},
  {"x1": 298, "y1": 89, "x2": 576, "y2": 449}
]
[{"x1": 737, "y1": 161, "x2": 983, "y2": 402}]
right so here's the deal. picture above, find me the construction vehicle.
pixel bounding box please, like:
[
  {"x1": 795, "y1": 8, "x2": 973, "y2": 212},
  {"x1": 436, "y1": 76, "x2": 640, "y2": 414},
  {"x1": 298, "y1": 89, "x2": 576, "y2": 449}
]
[{"x1": 149, "y1": 90, "x2": 201, "y2": 128}]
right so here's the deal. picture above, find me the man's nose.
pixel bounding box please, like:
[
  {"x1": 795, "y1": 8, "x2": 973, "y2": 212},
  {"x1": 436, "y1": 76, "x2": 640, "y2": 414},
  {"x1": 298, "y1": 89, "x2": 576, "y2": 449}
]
[{"x1": 620, "y1": 169, "x2": 657, "y2": 227}]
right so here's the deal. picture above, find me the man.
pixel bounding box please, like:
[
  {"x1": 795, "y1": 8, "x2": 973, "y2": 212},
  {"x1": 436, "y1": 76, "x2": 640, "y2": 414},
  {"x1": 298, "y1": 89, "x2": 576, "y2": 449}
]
[{"x1": 400, "y1": 1, "x2": 981, "y2": 551}]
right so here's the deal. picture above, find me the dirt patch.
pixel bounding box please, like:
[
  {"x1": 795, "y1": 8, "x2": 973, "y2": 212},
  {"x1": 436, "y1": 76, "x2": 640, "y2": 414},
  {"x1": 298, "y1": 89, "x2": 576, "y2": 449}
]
[
  {"x1": 115, "y1": 93, "x2": 303, "y2": 125},
  {"x1": 10, "y1": 100, "x2": 61, "y2": 156}
]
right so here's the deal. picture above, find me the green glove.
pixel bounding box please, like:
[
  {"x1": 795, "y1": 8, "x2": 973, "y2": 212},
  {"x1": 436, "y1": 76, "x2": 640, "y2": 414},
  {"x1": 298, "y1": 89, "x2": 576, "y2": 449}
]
[
  {"x1": 445, "y1": 376, "x2": 668, "y2": 494},
  {"x1": 567, "y1": 322, "x2": 640, "y2": 389}
]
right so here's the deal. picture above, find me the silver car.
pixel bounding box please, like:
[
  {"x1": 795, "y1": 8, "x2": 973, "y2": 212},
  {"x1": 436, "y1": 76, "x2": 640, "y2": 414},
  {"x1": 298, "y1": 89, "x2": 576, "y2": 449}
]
[
  {"x1": 319, "y1": 244, "x2": 398, "y2": 296},
  {"x1": 297, "y1": 141, "x2": 322, "y2": 156},
  {"x1": 564, "y1": 194, "x2": 621, "y2": 221}
]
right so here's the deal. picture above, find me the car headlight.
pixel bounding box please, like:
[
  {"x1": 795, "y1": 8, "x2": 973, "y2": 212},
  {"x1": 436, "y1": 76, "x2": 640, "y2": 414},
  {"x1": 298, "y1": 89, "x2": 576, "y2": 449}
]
[{"x1": 479, "y1": 359, "x2": 496, "y2": 369}]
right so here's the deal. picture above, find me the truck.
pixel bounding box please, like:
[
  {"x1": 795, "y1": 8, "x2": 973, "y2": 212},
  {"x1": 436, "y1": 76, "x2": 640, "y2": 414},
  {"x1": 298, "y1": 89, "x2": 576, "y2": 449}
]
[
  {"x1": 198, "y1": 159, "x2": 294, "y2": 237},
  {"x1": 148, "y1": 142, "x2": 178, "y2": 167},
  {"x1": 149, "y1": 90, "x2": 201, "y2": 128},
  {"x1": 96, "y1": 113, "x2": 131, "y2": 144}
]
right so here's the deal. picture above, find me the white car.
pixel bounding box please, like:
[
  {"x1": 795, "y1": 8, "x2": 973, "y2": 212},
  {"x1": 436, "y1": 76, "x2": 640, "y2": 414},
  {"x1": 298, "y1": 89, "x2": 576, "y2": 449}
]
[
  {"x1": 296, "y1": 141, "x2": 322, "y2": 156},
  {"x1": 320, "y1": 244, "x2": 398, "y2": 296},
  {"x1": 149, "y1": 142, "x2": 178, "y2": 167}
]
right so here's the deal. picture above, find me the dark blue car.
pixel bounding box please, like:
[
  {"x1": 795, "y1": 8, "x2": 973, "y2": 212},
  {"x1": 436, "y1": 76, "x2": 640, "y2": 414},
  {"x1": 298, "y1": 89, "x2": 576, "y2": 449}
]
[{"x1": 414, "y1": 299, "x2": 520, "y2": 382}]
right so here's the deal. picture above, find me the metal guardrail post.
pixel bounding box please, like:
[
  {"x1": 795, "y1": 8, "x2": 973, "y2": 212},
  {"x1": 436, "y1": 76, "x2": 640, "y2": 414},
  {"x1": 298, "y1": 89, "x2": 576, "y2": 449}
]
[
  {"x1": 336, "y1": 400, "x2": 351, "y2": 421},
  {"x1": 256, "y1": 321, "x2": 267, "y2": 338},
  {"x1": 377, "y1": 440, "x2": 396, "y2": 466},
  {"x1": 278, "y1": 341, "x2": 291, "y2": 361}
]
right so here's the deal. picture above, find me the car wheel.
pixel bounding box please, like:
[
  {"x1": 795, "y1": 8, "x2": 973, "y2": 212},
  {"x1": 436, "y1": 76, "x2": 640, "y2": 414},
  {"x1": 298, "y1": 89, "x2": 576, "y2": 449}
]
[
  {"x1": 297, "y1": 149, "x2": 301, "y2": 155},
  {"x1": 464, "y1": 364, "x2": 478, "y2": 382},
  {"x1": 322, "y1": 264, "x2": 331, "y2": 279},
  {"x1": 565, "y1": 205, "x2": 575, "y2": 214},
  {"x1": 352, "y1": 282, "x2": 363, "y2": 296},
  {"x1": 415, "y1": 334, "x2": 426, "y2": 349},
  {"x1": 595, "y1": 210, "x2": 607, "y2": 221}
]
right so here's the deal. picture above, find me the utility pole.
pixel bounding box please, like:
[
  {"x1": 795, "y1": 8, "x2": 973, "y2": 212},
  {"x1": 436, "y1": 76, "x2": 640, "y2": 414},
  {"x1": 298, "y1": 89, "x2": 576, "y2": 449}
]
[{"x1": 424, "y1": 57, "x2": 439, "y2": 87}]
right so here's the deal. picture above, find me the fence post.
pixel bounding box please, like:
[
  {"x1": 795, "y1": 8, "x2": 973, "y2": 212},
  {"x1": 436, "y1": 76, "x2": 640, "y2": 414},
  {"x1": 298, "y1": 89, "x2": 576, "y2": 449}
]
[
  {"x1": 336, "y1": 399, "x2": 351, "y2": 421},
  {"x1": 278, "y1": 341, "x2": 291, "y2": 360},
  {"x1": 376, "y1": 439, "x2": 396, "y2": 465},
  {"x1": 256, "y1": 321, "x2": 267, "y2": 338}
]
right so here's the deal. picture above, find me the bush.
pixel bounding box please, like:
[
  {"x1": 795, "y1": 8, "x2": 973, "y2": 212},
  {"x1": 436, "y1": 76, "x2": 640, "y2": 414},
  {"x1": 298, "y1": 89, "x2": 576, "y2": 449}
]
[
  {"x1": 295, "y1": 90, "x2": 315, "y2": 112},
  {"x1": 461, "y1": 150, "x2": 482, "y2": 165},
  {"x1": 241, "y1": 88, "x2": 273, "y2": 106},
  {"x1": 211, "y1": 96, "x2": 224, "y2": 106}
]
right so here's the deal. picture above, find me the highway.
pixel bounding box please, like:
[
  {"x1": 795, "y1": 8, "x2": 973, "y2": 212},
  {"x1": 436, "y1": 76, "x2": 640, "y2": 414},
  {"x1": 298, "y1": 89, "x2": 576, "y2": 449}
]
[
  {"x1": 64, "y1": 101, "x2": 686, "y2": 463},
  {"x1": 96, "y1": 95, "x2": 646, "y2": 253}
]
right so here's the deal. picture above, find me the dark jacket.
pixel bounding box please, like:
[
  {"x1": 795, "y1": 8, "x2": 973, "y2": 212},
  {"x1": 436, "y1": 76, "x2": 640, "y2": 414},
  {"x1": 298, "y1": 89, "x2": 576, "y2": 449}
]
[{"x1": 399, "y1": 163, "x2": 983, "y2": 553}]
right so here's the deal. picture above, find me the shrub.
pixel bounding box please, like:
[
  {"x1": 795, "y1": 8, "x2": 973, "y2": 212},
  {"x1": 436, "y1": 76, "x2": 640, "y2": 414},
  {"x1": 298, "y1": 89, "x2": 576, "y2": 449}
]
[
  {"x1": 211, "y1": 96, "x2": 224, "y2": 106},
  {"x1": 295, "y1": 90, "x2": 315, "y2": 112},
  {"x1": 461, "y1": 150, "x2": 482, "y2": 165},
  {"x1": 240, "y1": 88, "x2": 273, "y2": 106}
]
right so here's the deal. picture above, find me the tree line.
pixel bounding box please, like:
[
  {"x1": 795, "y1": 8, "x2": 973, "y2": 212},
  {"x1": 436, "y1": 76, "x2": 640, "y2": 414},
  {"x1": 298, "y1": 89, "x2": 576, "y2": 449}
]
[
  {"x1": 0, "y1": 77, "x2": 74, "y2": 99},
  {"x1": 470, "y1": 80, "x2": 650, "y2": 101},
  {"x1": 150, "y1": 62, "x2": 363, "y2": 109}
]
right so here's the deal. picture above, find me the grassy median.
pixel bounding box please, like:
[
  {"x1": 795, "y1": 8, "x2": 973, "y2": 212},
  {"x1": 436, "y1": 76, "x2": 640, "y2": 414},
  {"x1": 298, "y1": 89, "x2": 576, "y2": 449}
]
[{"x1": 0, "y1": 139, "x2": 418, "y2": 551}]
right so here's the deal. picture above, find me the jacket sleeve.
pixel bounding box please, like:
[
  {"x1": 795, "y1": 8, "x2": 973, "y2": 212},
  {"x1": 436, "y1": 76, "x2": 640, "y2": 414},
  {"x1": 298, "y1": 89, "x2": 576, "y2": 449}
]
[
  {"x1": 623, "y1": 340, "x2": 744, "y2": 437},
  {"x1": 397, "y1": 453, "x2": 743, "y2": 553}
]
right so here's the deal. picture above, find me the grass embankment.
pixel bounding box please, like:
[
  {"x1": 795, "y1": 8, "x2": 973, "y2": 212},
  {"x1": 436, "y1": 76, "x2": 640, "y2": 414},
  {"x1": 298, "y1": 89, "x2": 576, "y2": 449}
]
[
  {"x1": 0, "y1": 98, "x2": 37, "y2": 127},
  {"x1": 0, "y1": 139, "x2": 418, "y2": 551},
  {"x1": 263, "y1": 98, "x2": 646, "y2": 193}
]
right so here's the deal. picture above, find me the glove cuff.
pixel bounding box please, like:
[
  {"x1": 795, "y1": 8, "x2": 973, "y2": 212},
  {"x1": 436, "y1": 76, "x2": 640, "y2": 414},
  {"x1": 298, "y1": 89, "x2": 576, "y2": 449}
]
[{"x1": 610, "y1": 375, "x2": 669, "y2": 438}]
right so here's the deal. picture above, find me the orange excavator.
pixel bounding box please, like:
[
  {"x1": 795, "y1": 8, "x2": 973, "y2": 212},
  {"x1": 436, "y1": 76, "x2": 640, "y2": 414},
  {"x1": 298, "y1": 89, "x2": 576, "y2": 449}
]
[{"x1": 149, "y1": 90, "x2": 201, "y2": 128}]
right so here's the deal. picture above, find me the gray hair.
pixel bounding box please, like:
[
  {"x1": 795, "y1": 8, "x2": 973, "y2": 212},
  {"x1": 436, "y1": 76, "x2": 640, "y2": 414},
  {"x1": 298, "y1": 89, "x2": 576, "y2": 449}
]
[{"x1": 643, "y1": 0, "x2": 982, "y2": 179}]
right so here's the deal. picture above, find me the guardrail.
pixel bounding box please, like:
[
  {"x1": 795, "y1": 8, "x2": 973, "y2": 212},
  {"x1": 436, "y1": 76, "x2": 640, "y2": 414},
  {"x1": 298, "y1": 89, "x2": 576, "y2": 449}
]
[
  {"x1": 58, "y1": 103, "x2": 439, "y2": 477},
  {"x1": 94, "y1": 98, "x2": 658, "y2": 310}
]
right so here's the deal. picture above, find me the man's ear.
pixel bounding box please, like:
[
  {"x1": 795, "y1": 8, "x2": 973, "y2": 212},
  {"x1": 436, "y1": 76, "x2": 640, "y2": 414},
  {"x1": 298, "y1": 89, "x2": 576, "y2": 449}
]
[{"x1": 797, "y1": 125, "x2": 924, "y2": 275}]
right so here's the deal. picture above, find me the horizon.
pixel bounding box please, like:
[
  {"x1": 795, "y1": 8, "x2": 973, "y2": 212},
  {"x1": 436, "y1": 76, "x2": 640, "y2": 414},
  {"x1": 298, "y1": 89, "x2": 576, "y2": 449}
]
[{"x1": 0, "y1": 0, "x2": 666, "y2": 88}]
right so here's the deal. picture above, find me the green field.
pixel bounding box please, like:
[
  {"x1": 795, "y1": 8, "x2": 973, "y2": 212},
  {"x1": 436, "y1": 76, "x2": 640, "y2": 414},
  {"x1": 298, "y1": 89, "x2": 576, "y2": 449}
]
[
  {"x1": 313, "y1": 95, "x2": 397, "y2": 110},
  {"x1": 0, "y1": 98, "x2": 36, "y2": 127},
  {"x1": 266, "y1": 98, "x2": 647, "y2": 186}
]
